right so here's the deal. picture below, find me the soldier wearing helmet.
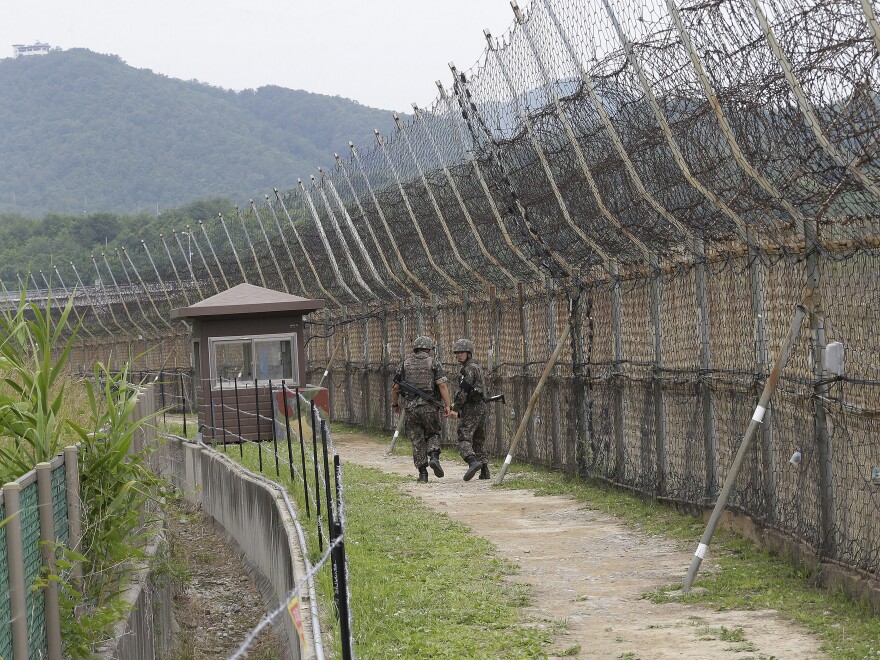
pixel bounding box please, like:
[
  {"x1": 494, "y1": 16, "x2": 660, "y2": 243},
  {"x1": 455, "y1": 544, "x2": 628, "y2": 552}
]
[
  {"x1": 391, "y1": 335, "x2": 452, "y2": 482},
  {"x1": 452, "y1": 337, "x2": 490, "y2": 481}
]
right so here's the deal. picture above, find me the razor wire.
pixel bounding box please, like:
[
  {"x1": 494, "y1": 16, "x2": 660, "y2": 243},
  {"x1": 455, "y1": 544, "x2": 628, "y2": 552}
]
[{"x1": 2, "y1": 0, "x2": 879, "y2": 584}]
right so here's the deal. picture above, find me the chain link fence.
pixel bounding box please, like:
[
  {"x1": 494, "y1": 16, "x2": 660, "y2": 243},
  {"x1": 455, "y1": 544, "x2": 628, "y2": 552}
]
[{"x1": 7, "y1": 0, "x2": 879, "y2": 588}]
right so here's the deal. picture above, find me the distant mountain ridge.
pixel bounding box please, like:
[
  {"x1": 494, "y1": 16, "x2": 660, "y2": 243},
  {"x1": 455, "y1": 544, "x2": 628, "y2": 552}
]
[{"x1": 0, "y1": 48, "x2": 401, "y2": 216}]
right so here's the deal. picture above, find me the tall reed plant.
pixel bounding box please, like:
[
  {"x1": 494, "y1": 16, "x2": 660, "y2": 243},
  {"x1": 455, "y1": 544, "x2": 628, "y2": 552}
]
[
  {"x1": 0, "y1": 290, "x2": 78, "y2": 481},
  {"x1": 60, "y1": 363, "x2": 171, "y2": 656},
  {"x1": 0, "y1": 289, "x2": 170, "y2": 656}
]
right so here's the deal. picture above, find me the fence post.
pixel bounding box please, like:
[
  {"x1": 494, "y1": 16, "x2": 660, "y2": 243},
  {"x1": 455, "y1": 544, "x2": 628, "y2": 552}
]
[
  {"x1": 64, "y1": 445, "x2": 83, "y2": 586},
  {"x1": 431, "y1": 295, "x2": 443, "y2": 362},
  {"x1": 463, "y1": 290, "x2": 472, "y2": 340},
  {"x1": 36, "y1": 463, "x2": 62, "y2": 660},
  {"x1": 362, "y1": 316, "x2": 370, "y2": 427},
  {"x1": 805, "y1": 220, "x2": 835, "y2": 552},
  {"x1": 489, "y1": 287, "x2": 505, "y2": 456},
  {"x1": 695, "y1": 241, "x2": 717, "y2": 501},
  {"x1": 2, "y1": 482, "x2": 28, "y2": 660},
  {"x1": 612, "y1": 265, "x2": 626, "y2": 478},
  {"x1": 517, "y1": 282, "x2": 534, "y2": 460},
  {"x1": 381, "y1": 310, "x2": 391, "y2": 430},
  {"x1": 749, "y1": 241, "x2": 775, "y2": 521},
  {"x1": 650, "y1": 263, "x2": 667, "y2": 494},
  {"x1": 569, "y1": 284, "x2": 591, "y2": 474},
  {"x1": 547, "y1": 279, "x2": 563, "y2": 468},
  {"x1": 414, "y1": 295, "x2": 425, "y2": 336},
  {"x1": 342, "y1": 310, "x2": 354, "y2": 424}
]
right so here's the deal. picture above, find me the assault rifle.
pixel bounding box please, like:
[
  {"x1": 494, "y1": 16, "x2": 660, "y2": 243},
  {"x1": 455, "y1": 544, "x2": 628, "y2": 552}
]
[
  {"x1": 459, "y1": 376, "x2": 505, "y2": 405},
  {"x1": 393, "y1": 375, "x2": 444, "y2": 409}
]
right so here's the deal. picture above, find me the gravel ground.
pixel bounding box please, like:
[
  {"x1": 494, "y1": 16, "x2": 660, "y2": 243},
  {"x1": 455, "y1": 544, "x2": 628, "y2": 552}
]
[{"x1": 165, "y1": 500, "x2": 283, "y2": 660}]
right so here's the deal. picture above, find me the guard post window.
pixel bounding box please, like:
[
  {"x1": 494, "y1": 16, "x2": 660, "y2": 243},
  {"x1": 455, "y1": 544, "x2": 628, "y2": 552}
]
[{"x1": 210, "y1": 334, "x2": 298, "y2": 388}]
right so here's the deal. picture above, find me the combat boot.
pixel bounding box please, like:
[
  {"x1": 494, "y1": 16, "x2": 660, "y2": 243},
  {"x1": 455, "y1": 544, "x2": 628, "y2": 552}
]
[
  {"x1": 428, "y1": 450, "x2": 444, "y2": 478},
  {"x1": 417, "y1": 467, "x2": 429, "y2": 483},
  {"x1": 479, "y1": 463, "x2": 490, "y2": 480},
  {"x1": 463, "y1": 455, "x2": 482, "y2": 481}
]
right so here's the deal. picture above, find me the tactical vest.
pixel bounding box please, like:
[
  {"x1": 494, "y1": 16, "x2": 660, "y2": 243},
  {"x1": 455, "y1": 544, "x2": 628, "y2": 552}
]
[{"x1": 403, "y1": 353, "x2": 434, "y2": 394}]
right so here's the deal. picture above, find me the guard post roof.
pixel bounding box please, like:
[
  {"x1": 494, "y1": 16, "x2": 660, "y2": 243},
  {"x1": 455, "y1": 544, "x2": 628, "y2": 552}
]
[{"x1": 171, "y1": 283, "x2": 325, "y2": 321}]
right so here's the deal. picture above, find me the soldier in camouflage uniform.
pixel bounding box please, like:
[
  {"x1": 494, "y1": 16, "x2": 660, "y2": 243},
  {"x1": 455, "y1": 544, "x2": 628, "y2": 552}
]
[
  {"x1": 391, "y1": 336, "x2": 452, "y2": 482},
  {"x1": 452, "y1": 338, "x2": 490, "y2": 481}
]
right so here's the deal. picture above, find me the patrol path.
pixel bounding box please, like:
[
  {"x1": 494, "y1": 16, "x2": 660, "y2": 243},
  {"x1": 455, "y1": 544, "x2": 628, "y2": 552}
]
[{"x1": 335, "y1": 431, "x2": 825, "y2": 659}]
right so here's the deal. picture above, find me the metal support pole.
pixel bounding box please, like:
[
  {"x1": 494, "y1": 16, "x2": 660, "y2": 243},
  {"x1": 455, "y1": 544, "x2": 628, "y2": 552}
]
[
  {"x1": 297, "y1": 178, "x2": 356, "y2": 301},
  {"x1": 517, "y1": 283, "x2": 533, "y2": 460},
  {"x1": 265, "y1": 195, "x2": 309, "y2": 295},
  {"x1": 295, "y1": 387, "x2": 310, "y2": 519},
  {"x1": 612, "y1": 266, "x2": 625, "y2": 478},
  {"x1": 254, "y1": 380, "x2": 263, "y2": 473},
  {"x1": 497, "y1": 322, "x2": 571, "y2": 484},
  {"x1": 333, "y1": 454, "x2": 353, "y2": 660},
  {"x1": 217, "y1": 213, "x2": 248, "y2": 284},
  {"x1": 749, "y1": 241, "x2": 775, "y2": 521},
  {"x1": 282, "y1": 382, "x2": 296, "y2": 484},
  {"x1": 3, "y1": 482, "x2": 29, "y2": 660},
  {"x1": 410, "y1": 102, "x2": 517, "y2": 286},
  {"x1": 313, "y1": 175, "x2": 376, "y2": 300},
  {"x1": 569, "y1": 285, "x2": 591, "y2": 474},
  {"x1": 208, "y1": 387, "x2": 215, "y2": 445},
  {"x1": 333, "y1": 150, "x2": 419, "y2": 297},
  {"x1": 36, "y1": 464, "x2": 62, "y2": 660},
  {"x1": 234, "y1": 379, "x2": 243, "y2": 457},
  {"x1": 391, "y1": 112, "x2": 492, "y2": 290},
  {"x1": 235, "y1": 206, "x2": 267, "y2": 288},
  {"x1": 805, "y1": 220, "x2": 835, "y2": 553},
  {"x1": 173, "y1": 231, "x2": 206, "y2": 300},
  {"x1": 64, "y1": 446, "x2": 83, "y2": 586},
  {"x1": 683, "y1": 297, "x2": 810, "y2": 591},
  {"x1": 219, "y1": 378, "x2": 228, "y2": 451},
  {"x1": 695, "y1": 242, "x2": 718, "y2": 500},
  {"x1": 547, "y1": 279, "x2": 563, "y2": 468},
  {"x1": 187, "y1": 225, "x2": 219, "y2": 295},
  {"x1": 362, "y1": 316, "x2": 370, "y2": 427},
  {"x1": 650, "y1": 264, "x2": 667, "y2": 495},
  {"x1": 321, "y1": 169, "x2": 398, "y2": 299},
  {"x1": 490, "y1": 287, "x2": 505, "y2": 455},
  {"x1": 249, "y1": 198, "x2": 288, "y2": 293},
  {"x1": 320, "y1": 421, "x2": 334, "y2": 553},
  {"x1": 311, "y1": 401, "x2": 324, "y2": 551},
  {"x1": 269, "y1": 381, "x2": 280, "y2": 476},
  {"x1": 180, "y1": 371, "x2": 188, "y2": 437},
  {"x1": 381, "y1": 310, "x2": 392, "y2": 430},
  {"x1": 415, "y1": 297, "x2": 425, "y2": 336}
]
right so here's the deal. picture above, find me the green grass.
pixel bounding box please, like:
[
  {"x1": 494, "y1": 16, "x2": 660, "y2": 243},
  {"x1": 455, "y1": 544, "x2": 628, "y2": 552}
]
[
  {"x1": 161, "y1": 420, "x2": 880, "y2": 659},
  {"x1": 165, "y1": 421, "x2": 552, "y2": 658}
]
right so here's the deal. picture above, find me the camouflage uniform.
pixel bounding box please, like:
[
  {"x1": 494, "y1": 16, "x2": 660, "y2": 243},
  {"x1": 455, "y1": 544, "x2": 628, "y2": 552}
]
[
  {"x1": 395, "y1": 352, "x2": 448, "y2": 470},
  {"x1": 454, "y1": 357, "x2": 488, "y2": 464}
]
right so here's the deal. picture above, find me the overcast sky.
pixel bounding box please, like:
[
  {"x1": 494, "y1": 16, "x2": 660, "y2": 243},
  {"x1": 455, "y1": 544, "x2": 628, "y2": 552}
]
[{"x1": 0, "y1": 0, "x2": 520, "y2": 111}]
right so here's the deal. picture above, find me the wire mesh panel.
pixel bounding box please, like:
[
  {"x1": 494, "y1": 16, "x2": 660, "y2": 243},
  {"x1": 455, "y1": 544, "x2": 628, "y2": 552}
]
[
  {"x1": 0, "y1": 500, "x2": 12, "y2": 660},
  {"x1": 51, "y1": 465, "x2": 69, "y2": 546},
  {"x1": 20, "y1": 482, "x2": 48, "y2": 659}
]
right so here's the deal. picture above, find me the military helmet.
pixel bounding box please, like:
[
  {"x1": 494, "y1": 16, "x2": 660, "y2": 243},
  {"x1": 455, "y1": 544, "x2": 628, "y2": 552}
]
[
  {"x1": 412, "y1": 335, "x2": 435, "y2": 351},
  {"x1": 453, "y1": 338, "x2": 474, "y2": 354}
]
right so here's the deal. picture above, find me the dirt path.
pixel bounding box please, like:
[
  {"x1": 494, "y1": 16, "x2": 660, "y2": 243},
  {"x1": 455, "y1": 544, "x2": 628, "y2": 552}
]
[{"x1": 335, "y1": 432, "x2": 826, "y2": 659}]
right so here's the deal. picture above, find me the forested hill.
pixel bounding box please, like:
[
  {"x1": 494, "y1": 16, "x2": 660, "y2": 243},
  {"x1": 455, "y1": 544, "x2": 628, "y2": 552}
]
[{"x1": 0, "y1": 48, "x2": 401, "y2": 216}]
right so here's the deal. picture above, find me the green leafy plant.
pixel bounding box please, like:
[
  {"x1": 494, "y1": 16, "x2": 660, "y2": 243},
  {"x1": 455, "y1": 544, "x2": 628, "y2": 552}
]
[
  {"x1": 67, "y1": 364, "x2": 169, "y2": 605},
  {"x1": 0, "y1": 289, "x2": 78, "y2": 481}
]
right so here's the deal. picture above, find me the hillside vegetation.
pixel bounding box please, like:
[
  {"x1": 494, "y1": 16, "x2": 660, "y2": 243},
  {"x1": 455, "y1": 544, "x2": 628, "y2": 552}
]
[{"x1": 0, "y1": 48, "x2": 400, "y2": 216}]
